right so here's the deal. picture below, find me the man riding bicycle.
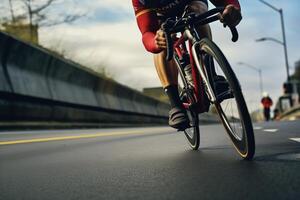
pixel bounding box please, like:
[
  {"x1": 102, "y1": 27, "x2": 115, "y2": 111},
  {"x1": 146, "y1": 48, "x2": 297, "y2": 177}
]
[{"x1": 132, "y1": 0, "x2": 242, "y2": 130}]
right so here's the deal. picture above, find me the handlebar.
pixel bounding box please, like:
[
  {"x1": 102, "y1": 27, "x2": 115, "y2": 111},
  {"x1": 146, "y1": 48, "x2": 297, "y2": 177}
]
[{"x1": 161, "y1": 7, "x2": 239, "y2": 61}]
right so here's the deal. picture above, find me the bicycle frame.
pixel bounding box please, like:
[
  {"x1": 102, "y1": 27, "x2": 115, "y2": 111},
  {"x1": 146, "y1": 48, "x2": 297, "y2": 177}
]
[
  {"x1": 173, "y1": 28, "x2": 217, "y2": 113},
  {"x1": 162, "y1": 7, "x2": 239, "y2": 112}
]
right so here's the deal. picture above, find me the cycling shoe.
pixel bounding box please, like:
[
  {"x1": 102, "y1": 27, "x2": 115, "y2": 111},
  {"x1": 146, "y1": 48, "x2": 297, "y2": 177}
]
[{"x1": 168, "y1": 107, "x2": 190, "y2": 131}]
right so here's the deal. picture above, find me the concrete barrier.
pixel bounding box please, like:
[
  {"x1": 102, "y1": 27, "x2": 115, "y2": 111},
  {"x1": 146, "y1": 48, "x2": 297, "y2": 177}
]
[
  {"x1": 7, "y1": 39, "x2": 53, "y2": 98},
  {"x1": 0, "y1": 34, "x2": 13, "y2": 92},
  {"x1": 47, "y1": 58, "x2": 99, "y2": 106},
  {"x1": 0, "y1": 32, "x2": 169, "y2": 125}
]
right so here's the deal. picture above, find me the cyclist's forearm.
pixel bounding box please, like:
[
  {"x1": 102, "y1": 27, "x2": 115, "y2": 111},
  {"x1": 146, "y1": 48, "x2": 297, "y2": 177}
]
[
  {"x1": 134, "y1": 8, "x2": 161, "y2": 53},
  {"x1": 142, "y1": 32, "x2": 161, "y2": 53},
  {"x1": 210, "y1": 0, "x2": 240, "y2": 9}
]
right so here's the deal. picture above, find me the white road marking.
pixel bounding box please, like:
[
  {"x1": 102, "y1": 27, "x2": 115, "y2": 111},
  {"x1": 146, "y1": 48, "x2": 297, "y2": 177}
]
[
  {"x1": 263, "y1": 129, "x2": 278, "y2": 133},
  {"x1": 253, "y1": 126, "x2": 263, "y2": 130},
  {"x1": 290, "y1": 138, "x2": 300, "y2": 143},
  {"x1": 276, "y1": 153, "x2": 300, "y2": 161}
]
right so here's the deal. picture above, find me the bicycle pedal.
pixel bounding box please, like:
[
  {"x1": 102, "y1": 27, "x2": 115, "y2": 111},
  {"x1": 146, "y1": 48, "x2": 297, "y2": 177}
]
[{"x1": 216, "y1": 90, "x2": 234, "y2": 102}]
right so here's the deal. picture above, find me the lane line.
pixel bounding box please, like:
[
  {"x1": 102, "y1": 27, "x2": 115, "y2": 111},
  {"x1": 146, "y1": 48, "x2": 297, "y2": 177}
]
[
  {"x1": 0, "y1": 129, "x2": 170, "y2": 146},
  {"x1": 263, "y1": 129, "x2": 278, "y2": 133},
  {"x1": 0, "y1": 127, "x2": 172, "y2": 135},
  {"x1": 290, "y1": 138, "x2": 300, "y2": 143},
  {"x1": 253, "y1": 126, "x2": 263, "y2": 130}
]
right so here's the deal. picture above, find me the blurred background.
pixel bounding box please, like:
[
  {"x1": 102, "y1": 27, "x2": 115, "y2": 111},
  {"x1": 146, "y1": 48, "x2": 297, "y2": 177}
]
[{"x1": 0, "y1": 0, "x2": 299, "y2": 123}]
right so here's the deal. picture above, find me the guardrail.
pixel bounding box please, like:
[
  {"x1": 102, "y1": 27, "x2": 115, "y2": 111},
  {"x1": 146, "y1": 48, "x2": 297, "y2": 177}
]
[
  {"x1": 277, "y1": 104, "x2": 300, "y2": 121},
  {"x1": 0, "y1": 32, "x2": 170, "y2": 126}
]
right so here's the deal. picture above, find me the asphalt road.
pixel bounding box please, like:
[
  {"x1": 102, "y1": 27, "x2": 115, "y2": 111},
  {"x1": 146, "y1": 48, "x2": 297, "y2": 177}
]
[{"x1": 1, "y1": 120, "x2": 300, "y2": 200}]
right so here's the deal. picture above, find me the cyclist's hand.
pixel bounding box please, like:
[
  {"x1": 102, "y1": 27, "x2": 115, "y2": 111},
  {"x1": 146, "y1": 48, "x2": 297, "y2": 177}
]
[
  {"x1": 154, "y1": 29, "x2": 167, "y2": 49},
  {"x1": 220, "y1": 4, "x2": 242, "y2": 27}
]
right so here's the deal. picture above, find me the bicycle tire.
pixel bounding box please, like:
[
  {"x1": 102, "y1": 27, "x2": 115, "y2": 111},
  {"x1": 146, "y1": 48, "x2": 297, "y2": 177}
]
[
  {"x1": 198, "y1": 38, "x2": 255, "y2": 160},
  {"x1": 174, "y1": 56, "x2": 200, "y2": 150}
]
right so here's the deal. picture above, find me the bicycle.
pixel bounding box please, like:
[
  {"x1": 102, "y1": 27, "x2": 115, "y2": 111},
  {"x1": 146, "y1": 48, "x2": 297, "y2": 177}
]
[{"x1": 161, "y1": 7, "x2": 255, "y2": 160}]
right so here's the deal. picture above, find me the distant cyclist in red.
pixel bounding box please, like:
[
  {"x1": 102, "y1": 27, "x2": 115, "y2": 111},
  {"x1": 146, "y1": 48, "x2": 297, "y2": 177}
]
[
  {"x1": 132, "y1": 0, "x2": 242, "y2": 130},
  {"x1": 261, "y1": 93, "x2": 273, "y2": 121}
]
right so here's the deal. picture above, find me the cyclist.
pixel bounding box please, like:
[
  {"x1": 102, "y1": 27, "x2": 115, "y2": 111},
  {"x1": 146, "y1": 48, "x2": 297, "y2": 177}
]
[
  {"x1": 261, "y1": 93, "x2": 273, "y2": 121},
  {"x1": 132, "y1": 0, "x2": 242, "y2": 130}
]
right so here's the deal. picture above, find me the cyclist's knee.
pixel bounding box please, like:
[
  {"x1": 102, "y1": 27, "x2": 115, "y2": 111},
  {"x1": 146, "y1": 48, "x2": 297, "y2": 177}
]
[
  {"x1": 187, "y1": 1, "x2": 211, "y2": 39},
  {"x1": 197, "y1": 24, "x2": 211, "y2": 39},
  {"x1": 187, "y1": 1, "x2": 208, "y2": 14}
]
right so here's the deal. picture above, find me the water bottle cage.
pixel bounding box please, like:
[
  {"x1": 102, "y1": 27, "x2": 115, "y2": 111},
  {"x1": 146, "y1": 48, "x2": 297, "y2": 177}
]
[{"x1": 179, "y1": 54, "x2": 190, "y2": 67}]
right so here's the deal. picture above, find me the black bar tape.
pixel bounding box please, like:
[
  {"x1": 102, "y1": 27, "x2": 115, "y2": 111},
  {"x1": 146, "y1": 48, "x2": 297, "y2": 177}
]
[{"x1": 230, "y1": 27, "x2": 239, "y2": 42}]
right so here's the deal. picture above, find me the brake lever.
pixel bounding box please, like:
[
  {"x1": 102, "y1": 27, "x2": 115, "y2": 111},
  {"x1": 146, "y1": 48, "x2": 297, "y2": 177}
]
[
  {"x1": 218, "y1": 13, "x2": 239, "y2": 42},
  {"x1": 230, "y1": 27, "x2": 238, "y2": 42}
]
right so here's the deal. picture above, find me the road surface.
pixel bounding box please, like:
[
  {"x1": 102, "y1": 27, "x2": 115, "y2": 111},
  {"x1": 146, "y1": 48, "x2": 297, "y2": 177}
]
[{"x1": 1, "y1": 120, "x2": 300, "y2": 200}]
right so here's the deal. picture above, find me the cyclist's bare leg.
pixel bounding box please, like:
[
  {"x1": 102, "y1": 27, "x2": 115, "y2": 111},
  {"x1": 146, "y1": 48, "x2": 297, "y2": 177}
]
[
  {"x1": 154, "y1": 51, "x2": 178, "y2": 88},
  {"x1": 154, "y1": 50, "x2": 189, "y2": 129},
  {"x1": 188, "y1": 1, "x2": 212, "y2": 39}
]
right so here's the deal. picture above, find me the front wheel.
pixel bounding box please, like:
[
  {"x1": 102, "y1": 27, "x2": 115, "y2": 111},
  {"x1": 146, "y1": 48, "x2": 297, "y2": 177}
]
[{"x1": 198, "y1": 38, "x2": 255, "y2": 160}]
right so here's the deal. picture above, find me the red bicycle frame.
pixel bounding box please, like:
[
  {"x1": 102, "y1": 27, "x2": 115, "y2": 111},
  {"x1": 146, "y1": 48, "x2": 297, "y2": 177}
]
[{"x1": 174, "y1": 34, "x2": 208, "y2": 113}]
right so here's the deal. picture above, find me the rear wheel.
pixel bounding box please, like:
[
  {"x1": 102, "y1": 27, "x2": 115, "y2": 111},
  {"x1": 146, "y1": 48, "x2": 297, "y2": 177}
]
[
  {"x1": 174, "y1": 56, "x2": 200, "y2": 150},
  {"x1": 198, "y1": 38, "x2": 255, "y2": 160},
  {"x1": 181, "y1": 90, "x2": 200, "y2": 150}
]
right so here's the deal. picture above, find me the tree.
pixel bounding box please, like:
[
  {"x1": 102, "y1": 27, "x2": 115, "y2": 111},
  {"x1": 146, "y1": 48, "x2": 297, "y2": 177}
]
[{"x1": 1, "y1": 0, "x2": 84, "y2": 43}]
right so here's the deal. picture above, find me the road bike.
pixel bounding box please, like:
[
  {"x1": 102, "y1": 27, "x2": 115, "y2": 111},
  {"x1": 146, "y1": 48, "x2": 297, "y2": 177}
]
[{"x1": 161, "y1": 7, "x2": 255, "y2": 160}]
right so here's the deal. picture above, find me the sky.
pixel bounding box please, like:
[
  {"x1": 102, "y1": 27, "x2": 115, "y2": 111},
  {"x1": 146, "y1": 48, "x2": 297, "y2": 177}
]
[{"x1": 2, "y1": 0, "x2": 299, "y2": 112}]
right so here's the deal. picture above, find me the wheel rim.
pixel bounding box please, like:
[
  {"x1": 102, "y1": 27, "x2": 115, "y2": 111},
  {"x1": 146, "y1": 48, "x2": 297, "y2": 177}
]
[
  {"x1": 181, "y1": 91, "x2": 199, "y2": 147},
  {"x1": 198, "y1": 42, "x2": 252, "y2": 157},
  {"x1": 184, "y1": 109, "x2": 197, "y2": 139}
]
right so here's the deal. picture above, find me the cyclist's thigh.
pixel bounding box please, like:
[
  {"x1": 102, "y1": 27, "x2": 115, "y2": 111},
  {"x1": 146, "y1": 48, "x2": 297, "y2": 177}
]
[{"x1": 187, "y1": 1, "x2": 211, "y2": 38}]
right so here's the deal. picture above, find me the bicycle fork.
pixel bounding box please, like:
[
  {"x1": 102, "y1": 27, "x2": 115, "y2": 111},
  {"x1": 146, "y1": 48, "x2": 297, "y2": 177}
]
[
  {"x1": 183, "y1": 29, "x2": 217, "y2": 104},
  {"x1": 191, "y1": 42, "x2": 217, "y2": 104}
]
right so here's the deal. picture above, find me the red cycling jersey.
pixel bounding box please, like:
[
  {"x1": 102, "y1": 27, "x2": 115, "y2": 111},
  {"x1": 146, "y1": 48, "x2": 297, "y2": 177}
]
[
  {"x1": 261, "y1": 97, "x2": 273, "y2": 108},
  {"x1": 132, "y1": 0, "x2": 240, "y2": 53}
]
